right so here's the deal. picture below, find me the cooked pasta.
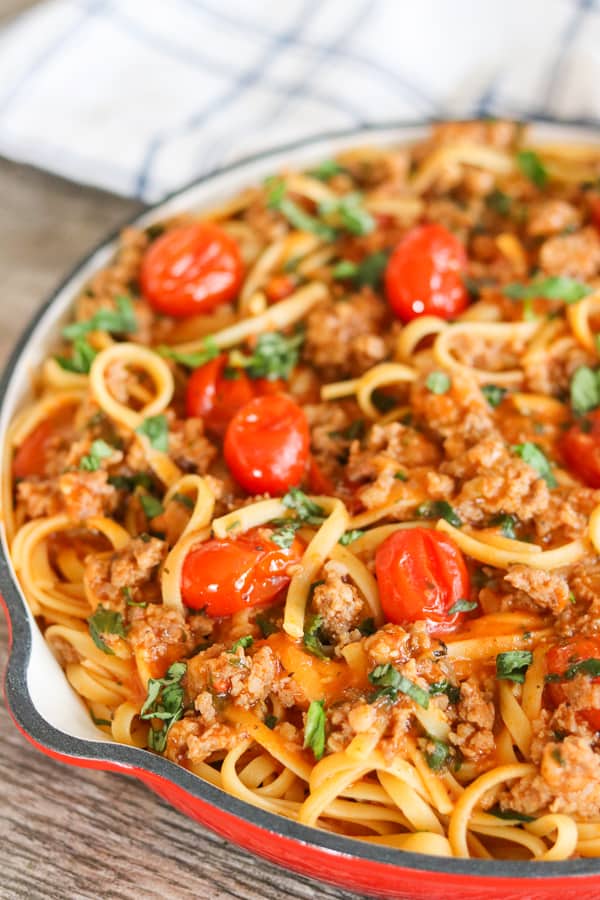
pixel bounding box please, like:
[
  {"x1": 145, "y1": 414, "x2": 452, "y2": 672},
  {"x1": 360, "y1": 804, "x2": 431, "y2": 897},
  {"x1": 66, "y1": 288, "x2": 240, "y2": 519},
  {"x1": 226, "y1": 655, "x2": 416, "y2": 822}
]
[{"x1": 7, "y1": 119, "x2": 600, "y2": 862}]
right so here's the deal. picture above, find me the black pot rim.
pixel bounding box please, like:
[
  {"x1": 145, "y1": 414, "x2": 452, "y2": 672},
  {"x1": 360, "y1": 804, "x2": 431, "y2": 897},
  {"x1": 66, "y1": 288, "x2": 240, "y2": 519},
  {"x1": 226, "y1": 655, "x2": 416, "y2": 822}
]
[{"x1": 2, "y1": 116, "x2": 600, "y2": 884}]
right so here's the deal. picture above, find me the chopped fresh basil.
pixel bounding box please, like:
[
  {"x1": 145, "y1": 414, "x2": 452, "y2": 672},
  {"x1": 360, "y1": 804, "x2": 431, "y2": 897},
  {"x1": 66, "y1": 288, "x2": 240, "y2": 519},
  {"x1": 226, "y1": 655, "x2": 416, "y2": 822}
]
[
  {"x1": 90, "y1": 712, "x2": 112, "y2": 727},
  {"x1": 140, "y1": 493, "x2": 164, "y2": 519},
  {"x1": 108, "y1": 472, "x2": 154, "y2": 492},
  {"x1": 425, "y1": 371, "x2": 451, "y2": 395},
  {"x1": 318, "y1": 192, "x2": 375, "y2": 236},
  {"x1": 415, "y1": 500, "x2": 462, "y2": 528},
  {"x1": 485, "y1": 189, "x2": 512, "y2": 216},
  {"x1": 303, "y1": 614, "x2": 330, "y2": 660},
  {"x1": 512, "y1": 442, "x2": 557, "y2": 488},
  {"x1": 270, "y1": 520, "x2": 302, "y2": 549},
  {"x1": 264, "y1": 714, "x2": 278, "y2": 730},
  {"x1": 136, "y1": 414, "x2": 169, "y2": 453},
  {"x1": 425, "y1": 738, "x2": 450, "y2": 771},
  {"x1": 55, "y1": 337, "x2": 97, "y2": 374},
  {"x1": 490, "y1": 513, "x2": 518, "y2": 539},
  {"x1": 255, "y1": 613, "x2": 277, "y2": 638},
  {"x1": 369, "y1": 664, "x2": 429, "y2": 708},
  {"x1": 308, "y1": 159, "x2": 345, "y2": 181},
  {"x1": 481, "y1": 384, "x2": 507, "y2": 408},
  {"x1": 447, "y1": 598, "x2": 478, "y2": 615},
  {"x1": 231, "y1": 635, "x2": 254, "y2": 652},
  {"x1": 504, "y1": 276, "x2": 590, "y2": 304},
  {"x1": 489, "y1": 806, "x2": 535, "y2": 823},
  {"x1": 429, "y1": 680, "x2": 461, "y2": 705},
  {"x1": 329, "y1": 419, "x2": 366, "y2": 441},
  {"x1": 229, "y1": 330, "x2": 303, "y2": 381},
  {"x1": 545, "y1": 656, "x2": 600, "y2": 683},
  {"x1": 339, "y1": 529, "x2": 364, "y2": 546},
  {"x1": 172, "y1": 492, "x2": 195, "y2": 510},
  {"x1": 122, "y1": 585, "x2": 147, "y2": 609},
  {"x1": 496, "y1": 650, "x2": 533, "y2": 683},
  {"x1": 88, "y1": 605, "x2": 126, "y2": 655},
  {"x1": 63, "y1": 295, "x2": 137, "y2": 341},
  {"x1": 570, "y1": 366, "x2": 600, "y2": 416},
  {"x1": 158, "y1": 338, "x2": 219, "y2": 369},
  {"x1": 140, "y1": 661, "x2": 187, "y2": 753},
  {"x1": 332, "y1": 260, "x2": 359, "y2": 280},
  {"x1": 79, "y1": 439, "x2": 114, "y2": 472},
  {"x1": 516, "y1": 149, "x2": 547, "y2": 188},
  {"x1": 333, "y1": 251, "x2": 389, "y2": 288},
  {"x1": 266, "y1": 178, "x2": 336, "y2": 240},
  {"x1": 282, "y1": 487, "x2": 326, "y2": 525},
  {"x1": 303, "y1": 699, "x2": 326, "y2": 760}
]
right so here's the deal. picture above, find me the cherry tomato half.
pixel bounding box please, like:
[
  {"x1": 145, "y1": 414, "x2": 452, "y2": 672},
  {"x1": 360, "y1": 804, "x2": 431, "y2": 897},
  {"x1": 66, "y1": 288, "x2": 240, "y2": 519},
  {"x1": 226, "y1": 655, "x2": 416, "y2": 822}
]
[
  {"x1": 186, "y1": 355, "x2": 255, "y2": 438},
  {"x1": 181, "y1": 527, "x2": 304, "y2": 616},
  {"x1": 546, "y1": 638, "x2": 600, "y2": 731},
  {"x1": 140, "y1": 223, "x2": 243, "y2": 317},
  {"x1": 375, "y1": 528, "x2": 472, "y2": 633},
  {"x1": 13, "y1": 405, "x2": 74, "y2": 479},
  {"x1": 224, "y1": 394, "x2": 310, "y2": 495},
  {"x1": 561, "y1": 410, "x2": 600, "y2": 488},
  {"x1": 384, "y1": 223, "x2": 468, "y2": 322}
]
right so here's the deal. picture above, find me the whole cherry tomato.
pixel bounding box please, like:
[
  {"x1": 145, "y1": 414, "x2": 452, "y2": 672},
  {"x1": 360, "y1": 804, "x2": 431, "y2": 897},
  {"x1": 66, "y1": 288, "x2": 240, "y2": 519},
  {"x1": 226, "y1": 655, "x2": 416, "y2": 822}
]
[
  {"x1": 384, "y1": 223, "x2": 468, "y2": 322},
  {"x1": 375, "y1": 528, "x2": 472, "y2": 633},
  {"x1": 181, "y1": 527, "x2": 304, "y2": 616},
  {"x1": 13, "y1": 405, "x2": 74, "y2": 479},
  {"x1": 546, "y1": 638, "x2": 600, "y2": 731},
  {"x1": 224, "y1": 394, "x2": 309, "y2": 495},
  {"x1": 561, "y1": 410, "x2": 600, "y2": 487},
  {"x1": 186, "y1": 355, "x2": 255, "y2": 437},
  {"x1": 140, "y1": 223, "x2": 243, "y2": 317}
]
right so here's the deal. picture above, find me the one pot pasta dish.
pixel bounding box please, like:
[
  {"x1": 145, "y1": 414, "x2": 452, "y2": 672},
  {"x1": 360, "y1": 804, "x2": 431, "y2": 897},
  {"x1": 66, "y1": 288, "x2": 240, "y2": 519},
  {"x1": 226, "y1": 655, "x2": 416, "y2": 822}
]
[{"x1": 7, "y1": 120, "x2": 600, "y2": 862}]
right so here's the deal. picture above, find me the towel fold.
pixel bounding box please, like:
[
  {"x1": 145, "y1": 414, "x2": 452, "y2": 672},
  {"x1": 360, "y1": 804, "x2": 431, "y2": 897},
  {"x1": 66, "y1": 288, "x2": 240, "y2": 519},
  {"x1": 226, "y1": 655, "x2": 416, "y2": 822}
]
[{"x1": 0, "y1": 0, "x2": 599, "y2": 201}]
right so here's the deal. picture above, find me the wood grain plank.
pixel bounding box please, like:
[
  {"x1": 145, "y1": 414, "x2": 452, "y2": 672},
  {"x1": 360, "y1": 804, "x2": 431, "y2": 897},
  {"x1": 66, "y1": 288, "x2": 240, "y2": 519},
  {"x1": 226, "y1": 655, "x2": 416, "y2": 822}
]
[{"x1": 0, "y1": 150, "x2": 369, "y2": 899}]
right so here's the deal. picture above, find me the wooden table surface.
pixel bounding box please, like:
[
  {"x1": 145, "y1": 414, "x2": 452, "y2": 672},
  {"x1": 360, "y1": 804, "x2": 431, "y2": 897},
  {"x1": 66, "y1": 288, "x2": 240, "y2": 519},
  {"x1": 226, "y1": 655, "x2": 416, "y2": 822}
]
[{"x1": 0, "y1": 5, "x2": 368, "y2": 898}]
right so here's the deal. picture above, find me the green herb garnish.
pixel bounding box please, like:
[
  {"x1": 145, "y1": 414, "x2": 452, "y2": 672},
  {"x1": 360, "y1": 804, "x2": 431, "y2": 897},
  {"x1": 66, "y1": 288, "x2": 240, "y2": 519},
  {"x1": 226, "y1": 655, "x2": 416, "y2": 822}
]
[
  {"x1": 303, "y1": 614, "x2": 330, "y2": 660},
  {"x1": 504, "y1": 276, "x2": 590, "y2": 304},
  {"x1": 140, "y1": 494, "x2": 164, "y2": 519},
  {"x1": 481, "y1": 384, "x2": 507, "y2": 408},
  {"x1": 425, "y1": 738, "x2": 451, "y2": 771},
  {"x1": 425, "y1": 371, "x2": 451, "y2": 395},
  {"x1": 88, "y1": 605, "x2": 126, "y2": 655},
  {"x1": 136, "y1": 414, "x2": 169, "y2": 453},
  {"x1": 339, "y1": 529, "x2": 364, "y2": 546},
  {"x1": 570, "y1": 366, "x2": 600, "y2": 416},
  {"x1": 231, "y1": 635, "x2": 254, "y2": 652},
  {"x1": 496, "y1": 650, "x2": 533, "y2": 683},
  {"x1": 158, "y1": 337, "x2": 219, "y2": 369},
  {"x1": 79, "y1": 439, "x2": 114, "y2": 472},
  {"x1": 266, "y1": 178, "x2": 336, "y2": 240},
  {"x1": 516, "y1": 149, "x2": 547, "y2": 188},
  {"x1": 229, "y1": 330, "x2": 303, "y2": 381},
  {"x1": 55, "y1": 337, "x2": 97, "y2": 374},
  {"x1": 512, "y1": 442, "x2": 557, "y2": 488},
  {"x1": 369, "y1": 664, "x2": 429, "y2": 708},
  {"x1": 447, "y1": 598, "x2": 477, "y2": 615},
  {"x1": 415, "y1": 500, "x2": 462, "y2": 528},
  {"x1": 63, "y1": 295, "x2": 137, "y2": 341},
  {"x1": 140, "y1": 661, "x2": 187, "y2": 753},
  {"x1": 318, "y1": 192, "x2": 375, "y2": 236},
  {"x1": 429, "y1": 680, "x2": 460, "y2": 705},
  {"x1": 303, "y1": 699, "x2": 326, "y2": 759},
  {"x1": 490, "y1": 513, "x2": 518, "y2": 539}
]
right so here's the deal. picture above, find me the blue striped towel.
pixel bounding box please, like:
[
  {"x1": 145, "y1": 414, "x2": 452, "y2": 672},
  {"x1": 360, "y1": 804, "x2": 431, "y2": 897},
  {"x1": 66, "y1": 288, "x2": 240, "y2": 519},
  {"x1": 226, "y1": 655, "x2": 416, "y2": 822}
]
[{"x1": 0, "y1": 0, "x2": 599, "y2": 201}]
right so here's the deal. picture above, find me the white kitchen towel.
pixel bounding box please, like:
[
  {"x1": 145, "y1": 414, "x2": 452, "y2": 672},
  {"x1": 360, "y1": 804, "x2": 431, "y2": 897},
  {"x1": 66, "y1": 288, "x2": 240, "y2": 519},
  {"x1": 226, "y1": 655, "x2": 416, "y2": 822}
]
[{"x1": 0, "y1": 0, "x2": 599, "y2": 201}]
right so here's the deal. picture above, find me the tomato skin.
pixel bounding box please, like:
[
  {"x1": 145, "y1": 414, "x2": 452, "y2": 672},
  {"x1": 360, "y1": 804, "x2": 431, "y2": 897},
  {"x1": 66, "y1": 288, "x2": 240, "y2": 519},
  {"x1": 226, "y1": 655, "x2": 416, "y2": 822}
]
[
  {"x1": 13, "y1": 406, "x2": 73, "y2": 479},
  {"x1": 375, "y1": 528, "x2": 471, "y2": 633},
  {"x1": 224, "y1": 394, "x2": 310, "y2": 495},
  {"x1": 546, "y1": 638, "x2": 600, "y2": 731},
  {"x1": 185, "y1": 355, "x2": 255, "y2": 437},
  {"x1": 140, "y1": 223, "x2": 243, "y2": 317},
  {"x1": 384, "y1": 224, "x2": 468, "y2": 322},
  {"x1": 181, "y1": 527, "x2": 303, "y2": 616},
  {"x1": 561, "y1": 410, "x2": 600, "y2": 487}
]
